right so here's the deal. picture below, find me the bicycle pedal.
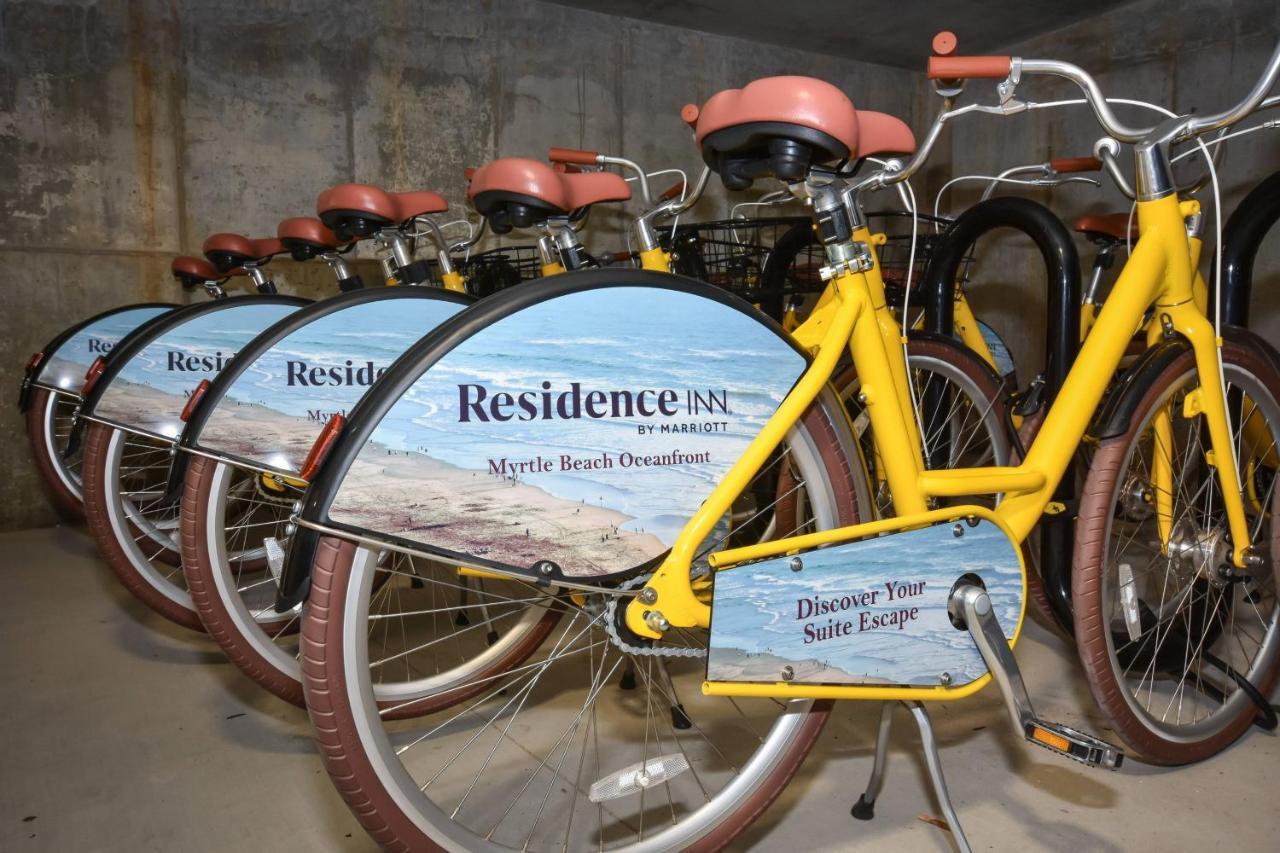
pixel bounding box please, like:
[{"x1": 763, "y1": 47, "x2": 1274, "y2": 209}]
[{"x1": 1024, "y1": 719, "x2": 1123, "y2": 769}]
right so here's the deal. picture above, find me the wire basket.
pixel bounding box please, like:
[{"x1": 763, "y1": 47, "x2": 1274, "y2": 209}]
[
  {"x1": 870, "y1": 211, "x2": 954, "y2": 293},
  {"x1": 457, "y1": 245, "x2": 543, "y2": 297},
  {"x1": 662, "y1": 212, "x2": 954, "y2": 321},
  {"x1": 664, "y1": 216, "x2": 809, "y2": 304}
]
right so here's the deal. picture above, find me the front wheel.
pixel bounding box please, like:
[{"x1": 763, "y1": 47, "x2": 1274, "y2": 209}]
[
  {"x1": 300, "y1": 391, "x2": 866, "y2": 852},
  {"x1": 1073, "y1": 339, "x2": 1280, "y2": 764}
]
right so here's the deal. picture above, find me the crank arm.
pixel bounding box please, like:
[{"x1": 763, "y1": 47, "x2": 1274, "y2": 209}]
[{"x1": 949, "y1": 580, "x2": 1124, "y2": 769}]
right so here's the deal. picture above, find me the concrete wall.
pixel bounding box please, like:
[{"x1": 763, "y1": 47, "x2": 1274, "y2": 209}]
[
  {"x1": 945, "y1": 0, "x2": 1280, "y2": 380},
  {"x1": 0, "y1": 0, "x2": 925, "y2": 530},
  {"x1": 3, "y1": 0, "x2": 1275, "y2": 531}
]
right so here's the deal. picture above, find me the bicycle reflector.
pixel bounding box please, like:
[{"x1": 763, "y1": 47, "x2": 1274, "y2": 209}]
[
  {"x1": 299, "y1": 413, "x2": 345, "y2": 482},
  {"x1": 81, "y1": 356, "x2": 108, "y2": 396},
  {"x1": 25, "y1": 351, "x2": 43, "y2": 372},
  {"x1": 180, "y1": 379, "x2": 211, "y2": 422}
]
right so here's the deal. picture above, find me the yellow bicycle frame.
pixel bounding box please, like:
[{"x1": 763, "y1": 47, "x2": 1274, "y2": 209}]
[{"x1": 626, "y1": 193, "x2": 1254, "y2": 702}]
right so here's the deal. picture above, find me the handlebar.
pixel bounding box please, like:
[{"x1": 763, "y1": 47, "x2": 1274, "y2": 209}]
[
  {"x1": 1048, "y1": 156, "x2": 1102, "y2": 174},
  {"x1": 877, "y1": 33, "x2": 1279, "y2": 195},
  {"x1": 952, "y1": 43, "x2": 1280, "y2": 144},
  {"x1": 927, "y1": 55, "x2": 1012, "y2": 81},
  {"x1": 548, "y1": 147, "x2": 599, "y2": 166}
]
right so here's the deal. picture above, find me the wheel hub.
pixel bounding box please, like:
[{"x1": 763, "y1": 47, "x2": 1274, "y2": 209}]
[{"x1": 1169, "y1": 522, "x2": 1231, "y2": 587}]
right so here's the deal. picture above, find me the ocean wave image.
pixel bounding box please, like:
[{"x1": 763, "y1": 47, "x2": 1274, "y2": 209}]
[
  {"x1": 35, "y1": 306, "x2": 172, "y2": 392},
  {"x1": 328, "y1": 286, "x2": 808, "y2": 576},
  {"x1": 92, "y1": 303, "x2": 300, "y2": 439},
  {"x1": 197, "y1": 297, "x2": 463, "y2": 473},
  {"x1": 707, "y1": 521, "x2": 1024, "y2": 687}
]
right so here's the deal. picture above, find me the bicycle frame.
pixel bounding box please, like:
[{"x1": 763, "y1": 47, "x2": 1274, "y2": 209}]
[{"x1": 626, "y1": 190, "x2": 1255, "y2": 702}]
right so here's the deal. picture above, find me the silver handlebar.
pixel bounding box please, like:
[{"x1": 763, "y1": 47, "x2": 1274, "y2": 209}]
[
  {"x1": 876, "y1": 43, "x2": 1277, "y2": 193},
  {"x1": 1020, "y1": 42, "x2": 1280, "y2": 143}
]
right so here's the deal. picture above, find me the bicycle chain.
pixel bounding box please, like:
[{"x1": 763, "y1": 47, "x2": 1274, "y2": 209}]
[{"x1": 603, "y1": 575, "x2": 706, "y2": 659}]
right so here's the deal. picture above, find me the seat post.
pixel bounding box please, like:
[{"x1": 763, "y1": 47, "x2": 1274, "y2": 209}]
[
  {"x1": 378, "y1": 229, "x2": 414, "y2": 270},
  {"x1": 543, "y1": 218, "x2": 589, "y2": 270},
  {"x1": 243, "y1": 264, "x2": 276, "y2": 294}
]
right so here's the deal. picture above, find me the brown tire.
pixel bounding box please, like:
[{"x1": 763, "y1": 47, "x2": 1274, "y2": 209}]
[
  {"x1": 833, "y1": 334, "x2": 1012, "y2": 513},
  {"x1": 300, "y1": 395, "x2": 865, "y2": 852},
  {"x1": 1073, "y1": 340, "x2": 1280, "y2": 764},
  {"x1": 82, "y1": 421, "x2": 202, "y2": 631},
  {"x1": 181, "y1": 455, "x2": 307, "y2": 704},
  {"x1": 25, "y1": 387, "x2": 86, "y2": 521}
]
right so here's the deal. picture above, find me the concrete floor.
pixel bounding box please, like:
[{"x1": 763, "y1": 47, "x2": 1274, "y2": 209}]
[{"x1": 1, "y1": 524, "x2": 1278, "y2": 852}]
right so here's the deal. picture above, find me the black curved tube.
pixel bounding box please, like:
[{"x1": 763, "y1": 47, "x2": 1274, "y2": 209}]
[
  {"x1": 1213, "y1": 169, "x2": 1280, "y2": 328},
  {"x1": 919, "y1": 197, "x2": 1082, "y2": 631}
]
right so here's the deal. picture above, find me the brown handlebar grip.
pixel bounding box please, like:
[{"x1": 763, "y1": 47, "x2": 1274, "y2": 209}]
[
  {"x1": 548, "y1": 147, "x2": 599, "y2": 165},
  {"x1": 463, "y1": 166, "x2": 476, "y2": 179},
  {"x1": 927, "y1": 55, "x2": 1012, "y2": 80},
  {"x1": 1049, "y1": 156, "x2": 1103, "y2": 174},
  {"x1": 681, "y1": 104, "x2": 700, "y2": 128},
  {"x1": 932, "y1": 31, "x2": 958, "y2": 56},
  {"x1": 659, "y1": 180, "x2": 687, "y2": 202}
]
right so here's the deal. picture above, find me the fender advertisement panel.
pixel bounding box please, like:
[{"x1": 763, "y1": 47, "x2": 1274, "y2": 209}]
[
  {"x1": 196, "y1": 296, "x2": 466, "y2": 474},
  {"x1": 35, "y1": 306, "x2": 174, "y2": 393},
  {"x1": 327, "y1": 286, "x2": 808, "y2": 578},
  {"x1": 92, "y1": 302, "x2": 302, "y2": 439},
  {"x1": 708, "y1": 519, "x2": 1023, "y2": 688}
]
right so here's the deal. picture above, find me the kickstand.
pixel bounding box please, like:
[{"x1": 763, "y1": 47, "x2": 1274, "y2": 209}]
[
  {"x1": 852, "y1": 701, "x2": 972, "y2": 853},
  {"x1": 909, "y1": 702, "x2": 972, "y2": 853}
]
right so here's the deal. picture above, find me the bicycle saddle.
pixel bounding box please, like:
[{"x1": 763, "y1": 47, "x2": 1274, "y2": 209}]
[
  {"x1": 1074, "y1": 213, "x2": 1137, "y2": 243},
  {"x1": 171, "y1": 255, "x2": 221, "y2": 287},
  {"x1": 687, "y1": 76, "x2": 916, "y2": 189},
  {"x1": 467, "y1": 157, "x2": 630, "y2": 234},
  {"x1": 278, "y1": 216, "x2": 345, "y2": 261},
  {"x1": 202, "y1": 233, "x2": 286, "y2": 274},
  {"x1": 316, "y1": 183, "x2": 448, "y2": 241}
]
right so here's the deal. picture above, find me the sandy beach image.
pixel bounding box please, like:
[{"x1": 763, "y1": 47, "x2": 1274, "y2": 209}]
[
  {"x1": 707, "y1": 521, "x2": 1023, "y2": 687},
  {"x1": 705, "y1": 647, "x2": 896, "y2": 686},
  {"x1": 35, "y1": 355, "x2": 90, "y2": 393},
  {"x1": 198, "y1": 397, "x2": 330, "y2": 473},
  {"x1": 330, "y1": 437, "x2": 665, "y2": 576},
  {"x1": 92, "y1": 377, "x2": 193, "y2": 439}
]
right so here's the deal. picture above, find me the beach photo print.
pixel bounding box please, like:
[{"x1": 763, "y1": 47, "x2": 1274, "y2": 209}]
[
  {"x1": 34, "y1": 306, "x2": 173, "y2": 395},
  {"x1": 197, "y1": 295, "x2": 465, "y2": 474},
  {"x1": 328, "y1": 285, "x2": 809, "y2": 577},
  {"x1": 708, "y1": 519, "x2": 1024, "y2": 688},
  {"x1": 93, "y1": 302, "x2": 302, "y2": 440}
]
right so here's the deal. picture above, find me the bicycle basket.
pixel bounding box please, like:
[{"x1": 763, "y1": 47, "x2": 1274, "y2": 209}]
[{"x1": 457, "y1": 245, "x2": 542, "y2": 297}]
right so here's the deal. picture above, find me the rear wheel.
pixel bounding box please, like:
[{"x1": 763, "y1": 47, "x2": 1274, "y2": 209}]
[
  {"x1": 82, "y1": 422, "x2": 198, "y2": 628},
  {"x1": 301, "y1": 392, "x2": 867, "y2": 851},
  {"x1": 181, "y1": 455, "x2": 561, "y2": 711},
  {"x1": 25, "y1": 388, "x2": 85, "y2": 520},
  {"x1": 1074, "y1": 341, "x2": 1280, "y2": 763}
]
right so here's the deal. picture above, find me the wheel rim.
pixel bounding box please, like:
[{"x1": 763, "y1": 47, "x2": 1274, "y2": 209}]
[
  {"x1": 841, "y1": 346, "x2": 1010, "y2": 517},
  {"x1": 42, "y1": 391, "x2": 84, "y2": 499},
  {"x1": 206, "y1": 460, "x2": 556, "y2": 703},
  {"x1": 1100, "y1": 361, "x2": 1280, "y2": 742},
  {"x1": 334, "y1": 413, "x2": 849, "y2": 850},
  {"x1": 101, "y1": 428, "x2": 189, "y2": 608}
]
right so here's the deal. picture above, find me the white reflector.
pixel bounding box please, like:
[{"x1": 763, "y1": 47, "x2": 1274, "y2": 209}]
[{"x1": 589, "y1": 754, "x2": 690, "y2": 803}]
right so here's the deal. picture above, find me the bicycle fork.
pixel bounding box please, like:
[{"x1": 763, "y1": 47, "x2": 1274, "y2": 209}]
[{"x1": 851, "y1": 579, "x2": 1122, "y2": 851}]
